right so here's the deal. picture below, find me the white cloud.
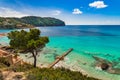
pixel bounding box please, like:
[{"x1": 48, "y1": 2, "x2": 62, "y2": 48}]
[
  {"x1": 72, "y1": 8, "x2": 82, "y2": 14},
  {"x1": 51, "y1": 10, "x2": 61, "y2": 15},
  {"x1": 0, "y1": 7, "x2": 29, "y2": 17},
  {"x1": 89, "y1": 1, "x2": 108, "y2": 8}
]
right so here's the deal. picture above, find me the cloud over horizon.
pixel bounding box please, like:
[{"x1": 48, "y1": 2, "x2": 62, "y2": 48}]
[
  {"x1": 89, "y1": 1, "x2": 108, "y2": 9},
  {"x1": 0, "y1": 7, "x2": 29, "y2": 17},
  {"x1": 72, "y1": 8, "x2": 82, "y2": 14},
  {"x1": 0, "y1": 0, "x2": 119, "y2": 25}
]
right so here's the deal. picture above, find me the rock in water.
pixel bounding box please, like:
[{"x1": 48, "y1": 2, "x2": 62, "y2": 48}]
[
  {"x1": 101, "y1": 63, "x2": 109, "y2": 70},
  {"x1": 93, "y1": 56, "x2": 120, "y2": 74}
]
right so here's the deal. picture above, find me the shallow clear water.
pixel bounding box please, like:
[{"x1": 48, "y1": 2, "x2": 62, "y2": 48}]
[{"x1": 0, "y1": 25, "x2": 120, "y2": 80}]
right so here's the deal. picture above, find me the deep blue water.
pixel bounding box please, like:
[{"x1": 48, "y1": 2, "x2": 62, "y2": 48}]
[
  {"x1": 38, "y1": 25, "x2": 120, "y2": 36},
  {"x1": 1, "y1": 25, "x2": 120, "y2": 36}
]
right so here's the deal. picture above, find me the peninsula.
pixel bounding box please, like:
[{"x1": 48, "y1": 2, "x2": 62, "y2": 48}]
[{"x1": 0, "y1": 16, "x2": 65, "y2": 29}]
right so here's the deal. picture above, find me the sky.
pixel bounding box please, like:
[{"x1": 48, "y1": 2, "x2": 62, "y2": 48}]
[{"x1": 0, "y1": 0, "x2": 120, "y2": 25}]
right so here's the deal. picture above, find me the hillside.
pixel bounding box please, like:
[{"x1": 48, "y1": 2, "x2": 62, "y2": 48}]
[
  {"x1": 21, "y1": 16, "x2": 65, "y2": 26},
  {"x1": 0, "y1": 61, "x2": 99, "y2": 80},
  {"x1": 0, "y1": 16, "x2": 65, "y2": 29}
]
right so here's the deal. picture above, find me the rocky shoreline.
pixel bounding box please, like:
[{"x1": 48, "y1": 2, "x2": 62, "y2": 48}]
[
  {"x1": 93, "y1": 56, "x2": 120, "y2": 75},
  {"x1": 0, "y1": 45, "x2": 88, "y2": 76},
  {"x1": 0, "y1": 33, "x2": 7, "y2": 37}
]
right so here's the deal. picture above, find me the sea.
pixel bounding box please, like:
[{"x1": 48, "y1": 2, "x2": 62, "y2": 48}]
[{"x1": 0, "y1": 25, "x2": 120, "y2": 80}]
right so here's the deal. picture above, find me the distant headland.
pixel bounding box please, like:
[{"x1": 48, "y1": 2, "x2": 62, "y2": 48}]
[{"x1": 0, "y1": 16, "x2": 65, "y2": 29}]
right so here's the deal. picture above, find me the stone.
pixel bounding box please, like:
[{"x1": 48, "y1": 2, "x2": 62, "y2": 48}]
[{"x1": 101, "y1": 63, "x2": 109, "y2": 70}]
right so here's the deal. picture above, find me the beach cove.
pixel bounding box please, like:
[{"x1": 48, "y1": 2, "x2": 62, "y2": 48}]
[{"x1": 0, "y1": 25, "x2": 120, "y2": 80}]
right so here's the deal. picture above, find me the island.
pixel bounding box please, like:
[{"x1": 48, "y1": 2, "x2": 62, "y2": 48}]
[{"x1": 0, "y1": 16, "x2": 65, "y2": 29}]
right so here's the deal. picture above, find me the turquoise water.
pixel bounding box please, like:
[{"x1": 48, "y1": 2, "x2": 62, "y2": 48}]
[{"x1": 0, "y1": 25, "x2": 120, "y2": 80}]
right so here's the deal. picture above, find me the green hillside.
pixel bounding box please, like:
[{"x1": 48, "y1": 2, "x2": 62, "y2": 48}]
[{"x1": 0, "y1": 16, "x2": 65, "y2": 29}]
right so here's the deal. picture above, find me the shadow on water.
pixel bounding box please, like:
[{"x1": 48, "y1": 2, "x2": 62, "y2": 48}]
[
  {"x1": 41, "y1": 29, "x2": 117, "y2": 36},
  {"x1": 0, "y1": 26, "x2": 119, "y2": 36}
]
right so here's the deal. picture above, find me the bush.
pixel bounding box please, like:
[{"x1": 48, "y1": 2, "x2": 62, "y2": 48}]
[
  {"x1": 0, "y1": 71, "x2": 3, "y2": 80},
  {"x1": 0, "y1": 63, "x2": 7, "y2": 68},
  {"x1": 0, "y1": 57, "x2": 10, "y2": 67},
  {"x1": 9, "y1": 63, "x2": 34, "y2": 72},
  {"x1": 12, "y1": 75, "x2": 23, "y2": 80},
  {"x1": 26, "y1": 68, "x2": 99, "y2": 80}
]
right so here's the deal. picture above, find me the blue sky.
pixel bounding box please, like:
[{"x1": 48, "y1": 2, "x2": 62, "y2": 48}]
[{"x1": 0, "y1": 0, "x2": 120, "y2": 25}]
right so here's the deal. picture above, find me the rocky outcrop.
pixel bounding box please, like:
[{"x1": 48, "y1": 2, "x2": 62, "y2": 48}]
[
  {"x1": 93, "y1": 56, "x2": 120, "y2": 74},
  {"x1": 101, "y1": 63, "x2": 110, "y2": 70}
]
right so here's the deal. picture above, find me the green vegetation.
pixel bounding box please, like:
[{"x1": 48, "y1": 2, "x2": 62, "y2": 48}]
[
  {"x1": 26, "y1": 68, "x2": 99, "y2": 80},
  {"x1": 0, "y1": 63, "x2": 8, "y2": 68},
  {"x1": 21, "y1": 16, "x2": 65, "y2": 26},
  {"x1": 9, "y1": 63, "x2": 34, "y2": 72},
  {"x1": 0, "y1": 16, "x2": 65, "y2": 29},
  {"x1": 0, "y1": 57, "x2": 10, "y2": 67},
  {"x1": 0, "y1": 71, "x2": 3, "y2": 80},
  {"x1": 0, "y1": 17, "x2": 33, "y2": 29},
  {"x1": 8, "y1": 29, "x2": 49, "y2": 67},
  {"x1": 0, "y1": 57, "x2": 99, "y2": 80}
]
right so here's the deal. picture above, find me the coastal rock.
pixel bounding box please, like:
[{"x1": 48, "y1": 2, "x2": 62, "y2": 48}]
[
  {"x1": 101, "y1": 63, "x2": 109, "y2": 70},
  {"x1": 94, "y1": 61, "x2": 111, "y2": 71},
  {"x1": 0, "y1": 46, "x2": 15, "y2": 53},
  {"x1": 93, "y1": 56, "x2": 112, "y2": 66},
  {"x1": 93, "y1": 56, "x2": 120, "y2": 74}
]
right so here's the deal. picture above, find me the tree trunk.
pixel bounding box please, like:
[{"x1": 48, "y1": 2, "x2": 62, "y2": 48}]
[
  {"x1": 35, "y1": 49, "x2": 38, "y2": 56},
  {"x1": 32, "y1": 51, "x2": 37, "y2": 67}
]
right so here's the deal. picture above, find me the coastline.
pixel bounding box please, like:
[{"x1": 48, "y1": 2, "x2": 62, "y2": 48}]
[
  {"x1": 0, "y1": 33, "x2": 7, "y2": 37},
  {"x1": 1, "y1": 26, "x2": 120, "y2": 80},
  {"x1": 0, "y1": 46, "x2": 88, "y2": 76},
  {"x1": 0, "y1": 46, "x2": 120, "y2": 80}
]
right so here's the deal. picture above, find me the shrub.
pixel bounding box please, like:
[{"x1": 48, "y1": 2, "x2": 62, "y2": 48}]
[
  {"x1": 0, "y1": 57, "x2": 10, "y2": 67},
  {"x1": 0, "y1": 71, "x2": 3, "y2": 80},
  {"x1": 26, "y1": 68, "x2": 99, "y2": 80},
  {"x1": 12, "y1": 75, "x2": 23, "y2": 80},
  {"x1": 9, "y1": 63, "x2": 34, "y2": 72}
]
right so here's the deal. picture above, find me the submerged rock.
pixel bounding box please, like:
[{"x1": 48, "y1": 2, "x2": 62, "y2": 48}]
[
  {"x1": 93, "y1": 56, "x2": 120, "y2": 74},
  {"x1": 101, "y1": 63, "x2": 109, "y2": 70}
]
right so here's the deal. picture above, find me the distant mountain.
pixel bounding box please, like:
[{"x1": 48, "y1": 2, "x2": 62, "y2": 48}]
[
  {"x1": 21, "y1": 16, "x2": 65, "y2": 26},
  {"x1": 0, "y1": 16, "x2": 65, "y2": 29}
]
